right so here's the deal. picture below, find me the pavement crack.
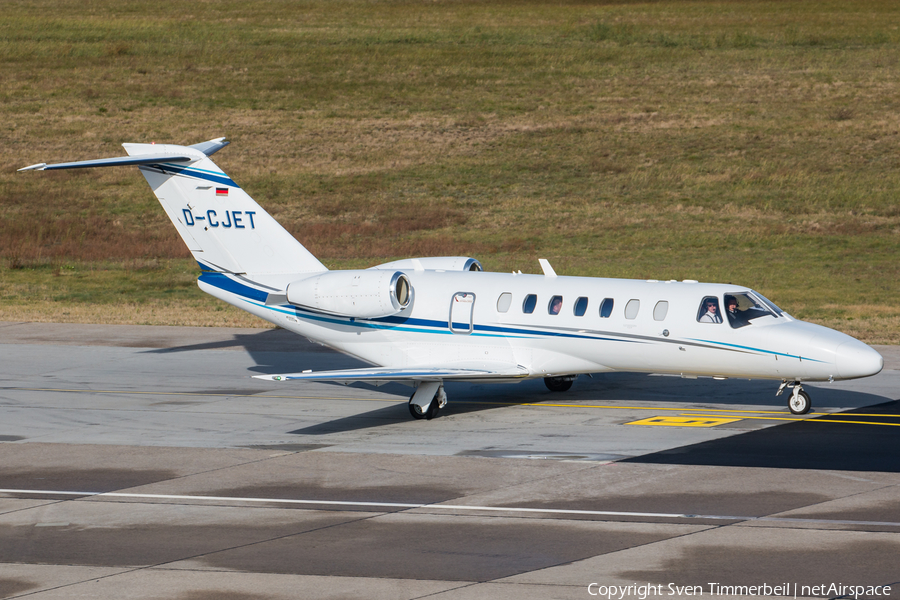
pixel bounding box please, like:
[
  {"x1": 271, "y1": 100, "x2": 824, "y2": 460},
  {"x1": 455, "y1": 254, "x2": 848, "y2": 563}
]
[
  {"x1": 473, "y1": 522, "x2": 720, "y2": 587},
  {"x1": 761, "y1": 481, "x2": 900, "y2": 521},
  {"x1": 409, "y1": 582, "x2": 481, "y2": 599},
  {"x1": 138, "y1": 511, "x2": 388, "y2": 571},
  {"x1": 1, "y1": 567, "x2": 139, "y2": 600}
]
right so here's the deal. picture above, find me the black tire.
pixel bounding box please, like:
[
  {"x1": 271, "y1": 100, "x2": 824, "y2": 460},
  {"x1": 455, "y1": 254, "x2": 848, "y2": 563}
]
[
  {"x1": 426, "y1": 399, "x2": 440, "y2": 420},
  {"x1": 788, "y1": 389, "x2": 811, "y2": 415},
  {"x1": 409, "y1": 391, "x2": 441, "y2": 420},
  {"x1": 409, "y1": 399, "x2": 426, "y2": 419},
  {"x1": 544, "y1": 376, "x2": 575, "y2": 392}
]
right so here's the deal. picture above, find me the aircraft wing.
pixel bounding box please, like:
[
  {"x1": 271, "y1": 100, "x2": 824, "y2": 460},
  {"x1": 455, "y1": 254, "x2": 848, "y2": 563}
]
[{"x1": 253, "y1": 364, "x2": 528, "y2": 383}]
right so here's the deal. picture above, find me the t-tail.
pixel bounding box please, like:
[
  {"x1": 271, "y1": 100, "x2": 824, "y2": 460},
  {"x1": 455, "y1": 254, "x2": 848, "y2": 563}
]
[{"x1": 19, "y1": 138, "x2": 327, "y2": 277}]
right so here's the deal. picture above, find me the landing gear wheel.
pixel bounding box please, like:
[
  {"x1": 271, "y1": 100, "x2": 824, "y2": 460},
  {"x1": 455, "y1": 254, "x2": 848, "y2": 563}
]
[
  {"x1": 408, "y1": 385, "x2": 446, "y2": 420},
  {"x1": 544, "y1": 376, "x2": 575, "y2": 392},
  {"x1": 409, "y1": 400, "x2": 426, "y2": 420},
  {"x1": 788, "y1": 389, "x2": 811, "y2": 415}
]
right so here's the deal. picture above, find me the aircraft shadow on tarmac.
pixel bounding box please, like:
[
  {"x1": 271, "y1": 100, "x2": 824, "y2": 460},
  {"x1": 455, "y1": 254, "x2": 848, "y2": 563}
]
[
  {"x1": 142, "y1": 329, "x2": 900, "y2": 472},
  {"x1": 142, "y1": 327, "x2": 359, "y2": 373},
  {"x1": 626, "y1": 399, "x2": 900, "y2": 473},
  {"x1": 291, "y1": 384, "x2": 900, "y2": 473},
  {"x1": 142, "y1": 327, "x2": 335, "y2": 357},
  {"x1": 289, "y1": 375, "x2": 900, "y2": 473},
  {"x1": 285, "y1": 379, "x2": 560, "y2": 435}
]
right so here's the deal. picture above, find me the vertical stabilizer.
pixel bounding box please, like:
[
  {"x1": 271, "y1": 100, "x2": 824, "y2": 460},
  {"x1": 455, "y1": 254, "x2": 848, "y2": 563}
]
[
  {"x1": 122, "y1": 140, "x2": 326, "y2": 275},
  {"x1": 19, "y1": 138, "x2": 327, "y2": 276}
]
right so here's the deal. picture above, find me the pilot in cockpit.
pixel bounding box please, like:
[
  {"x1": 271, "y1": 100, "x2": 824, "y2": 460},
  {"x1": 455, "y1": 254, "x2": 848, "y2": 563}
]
[
  {"x1": 725, "y1": 294, "x2": 743, "y2": 326},
  {"x1": 698, "y1": 297, "x2": 722, "y2": 323}
]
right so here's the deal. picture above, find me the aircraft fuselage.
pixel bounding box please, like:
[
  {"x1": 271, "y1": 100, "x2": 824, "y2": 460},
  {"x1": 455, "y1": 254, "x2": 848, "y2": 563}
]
[{"x1": 200, "y1": 269, "x2": 882, "y2": 385}]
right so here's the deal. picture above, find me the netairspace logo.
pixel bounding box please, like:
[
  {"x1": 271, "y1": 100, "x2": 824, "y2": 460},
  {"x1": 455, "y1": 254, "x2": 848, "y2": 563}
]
[{"x1": 586, "y1": 582, "x2": 893, "y2": 599}]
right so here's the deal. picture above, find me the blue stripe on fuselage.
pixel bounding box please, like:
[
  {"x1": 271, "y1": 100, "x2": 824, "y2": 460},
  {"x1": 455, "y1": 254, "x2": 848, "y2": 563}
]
[
  {"x1": 198, "y1": 272, "x2": 622, "y2": 342},
  {"x1": 687, "y1": 337, "x2": 827, "y2": 363},
  {"x1": 199, "y1": 272, "x2": 268, "y2": 303}
]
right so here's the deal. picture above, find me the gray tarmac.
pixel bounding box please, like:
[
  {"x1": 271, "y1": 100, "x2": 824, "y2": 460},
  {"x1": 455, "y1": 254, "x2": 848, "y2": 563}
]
[{"x1": 2, "y1": 321, "x2": 900, "y2": 599}]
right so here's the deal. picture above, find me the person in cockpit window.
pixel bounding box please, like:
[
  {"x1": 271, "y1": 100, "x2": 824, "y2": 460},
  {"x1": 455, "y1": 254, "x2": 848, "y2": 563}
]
[
  {"x1": 724, "y1": 294, "x2": 745, "y2": 327},
  {"x1": 698, "y1": 297, "x2": 722, "y2": 323}
]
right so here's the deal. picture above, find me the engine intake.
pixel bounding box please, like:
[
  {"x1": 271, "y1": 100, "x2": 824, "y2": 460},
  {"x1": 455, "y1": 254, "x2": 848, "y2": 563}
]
[{"x1": 285, "y1": 270, "x2": 412, "y2": 319}]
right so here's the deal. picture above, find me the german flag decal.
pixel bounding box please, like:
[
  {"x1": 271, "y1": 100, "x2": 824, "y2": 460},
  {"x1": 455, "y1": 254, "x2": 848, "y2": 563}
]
[{"x1": 216, "y1": 187, "x2": 229, "y2": 196}]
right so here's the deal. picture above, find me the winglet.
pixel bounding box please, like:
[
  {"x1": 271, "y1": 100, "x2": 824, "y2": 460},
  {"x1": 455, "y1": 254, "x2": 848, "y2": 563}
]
[
  {"x1": 189, "y1": 137, "x2": 230, "y2": 157},
  {"x1": 538, "y1": 259, "x2": 557, "y2": 278},
  {"x1": 18, "y1": 163, "x2": 47, "y2": 172}
]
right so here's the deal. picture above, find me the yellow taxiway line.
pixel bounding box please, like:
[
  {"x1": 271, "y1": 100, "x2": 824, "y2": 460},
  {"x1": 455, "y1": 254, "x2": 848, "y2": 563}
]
[{"x1": 684, "y1": 413, "x2": 900, "y2": 427}]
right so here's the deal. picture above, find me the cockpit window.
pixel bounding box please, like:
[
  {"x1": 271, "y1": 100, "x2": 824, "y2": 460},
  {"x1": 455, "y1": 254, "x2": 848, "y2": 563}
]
[
  {"x1": 697, "y1": 296, "x2": 722, "y2": 324},
  {"x1": 753, "y1": 290, "x2": 785, "y2": 317},
  {"x1": 724, "y1": 291, "x2": 780, "y2": 328}
]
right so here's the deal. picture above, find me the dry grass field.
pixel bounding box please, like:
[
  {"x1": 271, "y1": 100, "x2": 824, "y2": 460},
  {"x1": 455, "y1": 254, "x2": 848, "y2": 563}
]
[{"x1": 2, "y1": 0, "x2": 899, "y2": 342}]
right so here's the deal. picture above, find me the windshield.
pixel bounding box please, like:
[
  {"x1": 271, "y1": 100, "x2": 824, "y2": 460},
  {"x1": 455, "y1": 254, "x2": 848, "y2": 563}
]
[
  {"x1": 724, "y1": 291, "x2": 780, "y2": 329},
  {"x1": 751, "y1": 290, "x2": 785, "y2": 317}
]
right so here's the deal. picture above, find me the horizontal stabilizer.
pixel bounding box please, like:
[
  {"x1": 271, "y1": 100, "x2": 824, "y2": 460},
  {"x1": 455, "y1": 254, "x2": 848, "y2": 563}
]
[
  {"x1": 18, "y1": 154, "x2": 195, "y2": 172},
  {"x1": 253, "y1": 364, "x2": 528, "y2": 383}
]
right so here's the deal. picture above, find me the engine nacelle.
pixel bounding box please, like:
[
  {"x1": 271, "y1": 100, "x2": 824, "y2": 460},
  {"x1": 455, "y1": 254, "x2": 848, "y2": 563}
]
[
  {"x1": 370, "y1": 256, "x2": 483, "y2": 272},
  {"x1": 285, "y1": 270, "x2": 412, "y2": 319}
]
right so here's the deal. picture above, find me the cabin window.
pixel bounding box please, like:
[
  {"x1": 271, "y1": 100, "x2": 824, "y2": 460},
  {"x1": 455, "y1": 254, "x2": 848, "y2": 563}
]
[
  {"x1": 653, "y1": 301, "x2": 669, "y2": 321},
  {"x1": 523, "y1": 294, "x2": 537, "y2": 314},
  {"x1": 697, "y1": 296, "x2": 722, "y2": 324},
  {"x1": 497, "y1": 292, "x2": 512, "y2": 313},
  {"x1": 548, "y1": 295, "x2": 563, "y2": 315},
  {"x1": 599, "y1": 298, "x2": 614, "y2": 318},
  {"x1": 574, "y1": 297, "x2": 588, "y2": 317},
  {"x1": 624, "y1": 299, "x2": 640, "y2": 320}
]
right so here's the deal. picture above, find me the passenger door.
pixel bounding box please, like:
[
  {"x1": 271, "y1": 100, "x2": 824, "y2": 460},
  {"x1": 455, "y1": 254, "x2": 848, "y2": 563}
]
[{"x1": 449, "y1": 292, "x2": 475, "y2": 334}]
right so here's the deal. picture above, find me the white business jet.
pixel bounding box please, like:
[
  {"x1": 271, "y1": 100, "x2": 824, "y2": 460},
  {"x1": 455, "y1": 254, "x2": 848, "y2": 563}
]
[{"x1": 20, "y1": 138, "x2": 884, "y2": 419}]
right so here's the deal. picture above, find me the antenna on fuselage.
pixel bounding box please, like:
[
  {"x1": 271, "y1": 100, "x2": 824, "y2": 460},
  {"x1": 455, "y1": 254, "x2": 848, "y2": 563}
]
[{"x1": 538, "y1": 259, "x2": 558, "y2": 278}]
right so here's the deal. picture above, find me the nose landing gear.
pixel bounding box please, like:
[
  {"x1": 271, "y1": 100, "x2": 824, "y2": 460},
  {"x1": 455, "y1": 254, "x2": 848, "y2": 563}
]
[
  {"x1": 777, "y1": 380, "x2": 811, "y2": 415},
  {"x1": 544, "y1": 375, "x2": 577, "y2": 392}
]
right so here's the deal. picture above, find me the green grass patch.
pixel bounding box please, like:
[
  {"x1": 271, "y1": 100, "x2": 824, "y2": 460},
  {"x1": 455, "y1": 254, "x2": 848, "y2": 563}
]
[{"x1": 2, "y1": 0, "x2": 899, "y2": 342}]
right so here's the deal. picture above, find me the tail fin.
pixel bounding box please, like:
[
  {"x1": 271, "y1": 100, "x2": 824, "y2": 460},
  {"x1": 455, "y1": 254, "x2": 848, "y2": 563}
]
[{"x1": 20, "y1": 138, "x2": 326, "y2": 276}]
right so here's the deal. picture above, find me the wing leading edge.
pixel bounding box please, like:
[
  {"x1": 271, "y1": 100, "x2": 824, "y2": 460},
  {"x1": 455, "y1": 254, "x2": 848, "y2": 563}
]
[{"x1": 253, "y1": 365, "x2": 529, "y2": 384}]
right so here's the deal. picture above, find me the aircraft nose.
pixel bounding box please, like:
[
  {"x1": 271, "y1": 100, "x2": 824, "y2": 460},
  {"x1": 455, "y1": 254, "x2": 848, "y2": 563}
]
[{"x1": 835, "y1": 340, "x2": 883, "y2": 379}]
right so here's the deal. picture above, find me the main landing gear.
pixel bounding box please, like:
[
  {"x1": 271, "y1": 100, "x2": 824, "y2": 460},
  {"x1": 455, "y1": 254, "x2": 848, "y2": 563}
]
[
  {"x1": 408, "y1": 381, "x2": 447, "y2": 420},
  {"x1": 777, "y1": 380, "x2": 811, "y2": 415},
  {"x1": 544, "y1": 375, "x2": 577, "y2": 392}
]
